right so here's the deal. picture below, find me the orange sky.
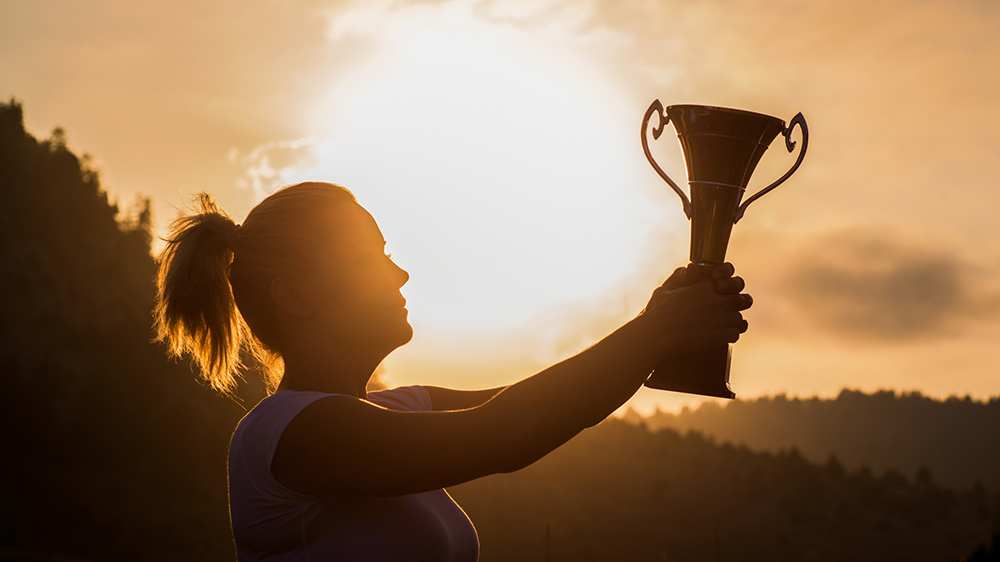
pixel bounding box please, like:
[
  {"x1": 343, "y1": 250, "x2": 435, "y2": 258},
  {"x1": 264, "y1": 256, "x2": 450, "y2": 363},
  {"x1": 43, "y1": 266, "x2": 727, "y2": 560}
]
[{"x1": 3, "y1": 0, "x2": 998, "y2": 412}]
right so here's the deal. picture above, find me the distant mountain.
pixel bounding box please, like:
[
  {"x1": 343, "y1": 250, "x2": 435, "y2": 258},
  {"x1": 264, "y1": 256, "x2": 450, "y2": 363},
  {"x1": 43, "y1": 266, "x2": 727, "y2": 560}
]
[{"x1": 623, "y1": 389, "x2": 1000, "y2": 491}]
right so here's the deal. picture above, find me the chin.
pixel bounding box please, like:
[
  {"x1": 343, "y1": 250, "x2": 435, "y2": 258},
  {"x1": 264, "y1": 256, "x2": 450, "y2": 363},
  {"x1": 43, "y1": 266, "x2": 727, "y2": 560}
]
[
  {"x1": 395, "y1": 323, "x2": 414, "y2": 347},
  {"x1": 382, "y1": 319, "x2": 413, "y2": 350}
]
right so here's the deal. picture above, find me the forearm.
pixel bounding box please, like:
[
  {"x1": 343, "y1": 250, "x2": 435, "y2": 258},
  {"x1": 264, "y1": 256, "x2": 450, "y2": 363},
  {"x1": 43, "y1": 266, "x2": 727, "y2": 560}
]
[{"x1": 472, "y1": 314, "x2": 660, "y2": 471}]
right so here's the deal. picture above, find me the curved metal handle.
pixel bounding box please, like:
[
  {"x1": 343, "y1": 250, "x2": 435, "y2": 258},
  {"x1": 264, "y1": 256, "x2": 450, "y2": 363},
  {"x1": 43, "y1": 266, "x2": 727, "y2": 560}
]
[
  {"x1": 734, "y1": 112, "x2": 808, "y2": 224},
  {"x1": 642, "y1": 99, "x2": 692, "y2": 219}
]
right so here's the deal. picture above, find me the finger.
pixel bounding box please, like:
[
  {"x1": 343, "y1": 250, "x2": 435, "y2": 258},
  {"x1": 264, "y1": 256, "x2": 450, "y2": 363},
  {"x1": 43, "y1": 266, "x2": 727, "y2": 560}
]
[
  {"x1": 715, "y1": 276, "x2": 746, "y2": 295},
  {"x1": 720, "y1": 311, "x2": 745, "y2": 327},
  {"x1": 723, "y1": 293, "x2": 753, "y2": 311},
  {"x1": 721, "y1": 327, "x2": 741, "y2": 343},
  {"x1": 711, "y1": 262, "x2": 736, "y2": 281}
]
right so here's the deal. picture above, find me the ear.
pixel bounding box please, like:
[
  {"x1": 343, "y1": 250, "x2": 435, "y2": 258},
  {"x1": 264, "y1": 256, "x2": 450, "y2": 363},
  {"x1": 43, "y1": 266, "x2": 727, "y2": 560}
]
[{"x1": 270, "y1": 275, "x2": 314, "y2": 318}]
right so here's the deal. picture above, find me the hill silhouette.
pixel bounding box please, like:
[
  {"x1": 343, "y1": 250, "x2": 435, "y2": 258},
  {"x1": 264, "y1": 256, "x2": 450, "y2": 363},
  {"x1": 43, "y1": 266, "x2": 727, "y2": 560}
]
[
  {"x1": 0, "y1": 99, "x2": 261, "y2": 560},
  {"x1": 623, "y1": 389, "x2": 1000, "y2": 492},
  {"x1": 1, "y1": 99, "x2": 997, "y2": 561},
  {"x1": 450, "y1": 418, "x2": 999, "y2": 562}
]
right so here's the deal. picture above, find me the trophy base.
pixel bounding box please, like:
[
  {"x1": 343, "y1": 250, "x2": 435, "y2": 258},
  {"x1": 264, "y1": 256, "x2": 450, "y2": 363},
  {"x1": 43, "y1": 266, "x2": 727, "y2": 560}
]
[{"x1": 644, "y1": 344, "x2": 736, "y2": 400}]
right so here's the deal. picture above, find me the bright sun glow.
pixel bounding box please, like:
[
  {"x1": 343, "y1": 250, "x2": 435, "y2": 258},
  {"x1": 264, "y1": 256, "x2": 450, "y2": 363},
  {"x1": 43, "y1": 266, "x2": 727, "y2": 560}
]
[{"x1": 263, "y1": 1, "x2": 670, "y2": 339}]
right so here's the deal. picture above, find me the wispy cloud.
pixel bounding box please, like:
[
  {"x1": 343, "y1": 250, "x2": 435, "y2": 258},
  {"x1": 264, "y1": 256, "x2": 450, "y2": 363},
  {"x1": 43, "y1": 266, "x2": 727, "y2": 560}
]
[
  {"x1": 775, "y1": 227, "x2": 1000, "y2": 341},
  {"x1": 229, "y1": 137, "x2": 319, "y2": 201}
]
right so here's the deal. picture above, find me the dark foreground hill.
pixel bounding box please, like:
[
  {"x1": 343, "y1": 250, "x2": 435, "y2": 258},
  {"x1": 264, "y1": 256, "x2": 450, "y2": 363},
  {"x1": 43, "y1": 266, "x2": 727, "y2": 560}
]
[
  {"x1": 1, "y1": 100, "x2": 997, "y2": 561},
  {"x1": 623, "y1": 390, "x2": 1000, "y2": 492},
  {"x1": 450, "y1": 419, "x2": 999, "y2": 562}
]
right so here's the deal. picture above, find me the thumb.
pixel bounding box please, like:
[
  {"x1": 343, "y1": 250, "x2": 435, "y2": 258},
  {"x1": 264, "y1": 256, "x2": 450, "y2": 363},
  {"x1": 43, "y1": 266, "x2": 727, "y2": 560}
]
[{"x1": 660, "y1": 266, "x2": 689, "y2": 290}]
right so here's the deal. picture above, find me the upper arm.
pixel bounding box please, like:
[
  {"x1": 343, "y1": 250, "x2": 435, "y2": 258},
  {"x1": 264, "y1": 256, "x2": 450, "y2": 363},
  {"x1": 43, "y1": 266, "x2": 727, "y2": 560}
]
[
  {"x1": 271, "y1": 394, "x2": 518, "y2": 497},
  {"x1": 423, "y1": 386, "x2": 505, "y2": 411}
]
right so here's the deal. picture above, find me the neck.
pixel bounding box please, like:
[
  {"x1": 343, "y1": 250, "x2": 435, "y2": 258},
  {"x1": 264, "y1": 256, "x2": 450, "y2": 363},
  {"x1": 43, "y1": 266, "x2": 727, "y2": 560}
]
[{"x1": 277, "y1": 341, "x2": 390, "y2": 399}]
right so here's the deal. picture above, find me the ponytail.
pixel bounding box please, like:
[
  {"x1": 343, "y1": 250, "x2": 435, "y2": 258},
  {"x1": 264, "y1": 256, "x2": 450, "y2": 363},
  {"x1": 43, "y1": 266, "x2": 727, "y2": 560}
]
[
  {"x1": 154, "y1": 182, "x2": 356, "y2": 395},
  {"x1": 154, "y1": 193, "x2": 246, "y2": 395}
]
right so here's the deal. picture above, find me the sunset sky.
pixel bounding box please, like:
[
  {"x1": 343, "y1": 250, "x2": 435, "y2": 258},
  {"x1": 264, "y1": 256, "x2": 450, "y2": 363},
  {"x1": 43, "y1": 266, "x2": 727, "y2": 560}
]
[{"x1": 3, "y1": 0, "x2": 998, "y2": 413}]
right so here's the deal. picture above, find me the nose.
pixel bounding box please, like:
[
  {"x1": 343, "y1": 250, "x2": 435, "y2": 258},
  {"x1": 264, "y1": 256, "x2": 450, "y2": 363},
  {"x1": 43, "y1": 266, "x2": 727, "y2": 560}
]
[{"x1": 392, "y1": 260, "x2": 409, "y2": 287}]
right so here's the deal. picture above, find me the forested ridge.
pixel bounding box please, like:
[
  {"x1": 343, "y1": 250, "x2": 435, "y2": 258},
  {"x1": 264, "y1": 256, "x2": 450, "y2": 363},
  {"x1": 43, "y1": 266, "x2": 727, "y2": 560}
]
[
  {"x1": 623, "y1": 389, "x2": 1000, "y2": 492},
  {"x1": 1, "y1": 99, "x2": 997, "y2": 561},
  {"x1": 0, "y1": 99, "x2": 263, "y2": 560}
]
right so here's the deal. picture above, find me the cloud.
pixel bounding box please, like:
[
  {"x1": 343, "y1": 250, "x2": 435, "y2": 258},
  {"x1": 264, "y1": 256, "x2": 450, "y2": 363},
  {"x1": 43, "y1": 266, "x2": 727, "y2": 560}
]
[
  {"x1": 776, "y1": 227, "x2": 1000, "y2": 341},
  {"x1": 229, "y1": 137, "x2": 319, "y2": 201}
]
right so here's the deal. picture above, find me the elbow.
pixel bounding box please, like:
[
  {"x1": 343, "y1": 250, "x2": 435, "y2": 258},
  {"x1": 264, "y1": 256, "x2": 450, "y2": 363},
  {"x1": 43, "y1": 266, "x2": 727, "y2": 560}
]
[
  {"x1": 478, "y1": 429, "x2": 549, "y2": 475},
  {"x1": 582, "y1": 411, "x2": 607, "y2": 429},
  {"x1": 495, "y1": 451, "x2": 542, "y2": 475},
  {"x1": 466, "y1": 400, "x2": 588, "y2": 476},
  {"x1": 493, "y1": 427, "x2": 584, "y2": 475}
]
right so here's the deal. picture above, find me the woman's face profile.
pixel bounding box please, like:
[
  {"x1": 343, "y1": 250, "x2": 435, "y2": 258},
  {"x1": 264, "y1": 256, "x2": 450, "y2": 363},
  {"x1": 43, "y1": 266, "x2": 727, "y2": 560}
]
[{"x1": 303, "y1": 201, "x2": 413, "y2": 353}]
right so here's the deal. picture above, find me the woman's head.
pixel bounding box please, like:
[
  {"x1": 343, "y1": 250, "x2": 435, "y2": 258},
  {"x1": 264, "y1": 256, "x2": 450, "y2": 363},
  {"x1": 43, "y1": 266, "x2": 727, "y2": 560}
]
[
  {"x1": 154, "y1": 182, "x2": 409, "y2": 395},
  {"x1": 280, "y1": 200, "x2": 412, "y2": 359}
]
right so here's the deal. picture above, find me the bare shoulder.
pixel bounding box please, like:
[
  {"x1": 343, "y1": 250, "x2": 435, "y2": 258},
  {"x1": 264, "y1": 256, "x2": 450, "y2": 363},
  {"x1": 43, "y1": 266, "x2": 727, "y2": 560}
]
[
  {"x1": 271, "y1": 394, "x2": 387, "y2": 495},
  {"x1": 269, "y1": 394, "x2": 494, "y2": 496}
]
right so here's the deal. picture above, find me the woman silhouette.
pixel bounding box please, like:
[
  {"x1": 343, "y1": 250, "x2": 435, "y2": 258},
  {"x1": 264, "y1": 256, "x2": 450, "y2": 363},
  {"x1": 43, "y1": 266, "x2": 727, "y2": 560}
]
[{"x1": 154, "y1": 181, "x2": 751, "y2": 561}]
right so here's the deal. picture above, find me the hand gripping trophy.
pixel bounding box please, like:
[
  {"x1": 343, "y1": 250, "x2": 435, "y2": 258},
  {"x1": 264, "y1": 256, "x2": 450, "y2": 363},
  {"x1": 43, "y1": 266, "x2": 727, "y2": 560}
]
[{"x1": 641, "y1": 101, "x2": 808, "y2": 399}]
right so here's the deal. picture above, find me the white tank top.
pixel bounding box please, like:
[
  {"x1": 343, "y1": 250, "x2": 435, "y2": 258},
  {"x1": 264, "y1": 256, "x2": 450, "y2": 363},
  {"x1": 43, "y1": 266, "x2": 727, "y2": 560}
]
[{"x1": 228, "y1": 386, "x2": 480, "y2": 562}]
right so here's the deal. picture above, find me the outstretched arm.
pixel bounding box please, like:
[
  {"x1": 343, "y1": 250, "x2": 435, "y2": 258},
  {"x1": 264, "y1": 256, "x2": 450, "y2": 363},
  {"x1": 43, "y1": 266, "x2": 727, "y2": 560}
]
[{"x1": 272, "y1": 264, "x2": 751, "y2": 497}]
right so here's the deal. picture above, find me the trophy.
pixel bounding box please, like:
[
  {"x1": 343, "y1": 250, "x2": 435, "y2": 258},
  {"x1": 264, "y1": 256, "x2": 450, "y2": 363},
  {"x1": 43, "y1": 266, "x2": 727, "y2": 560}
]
[{"x1": 641, "y1": 101, "x2": 808, "y2": 399}]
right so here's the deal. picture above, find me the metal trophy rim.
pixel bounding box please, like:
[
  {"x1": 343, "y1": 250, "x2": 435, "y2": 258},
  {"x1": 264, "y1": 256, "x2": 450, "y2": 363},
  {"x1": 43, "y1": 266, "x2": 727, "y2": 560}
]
[
  {"x1": 641, "y1": 100, "x2": 809, "y2": 224},
  {"x1": 666, "y1": 103, "x2": 786, "y2": 124}
]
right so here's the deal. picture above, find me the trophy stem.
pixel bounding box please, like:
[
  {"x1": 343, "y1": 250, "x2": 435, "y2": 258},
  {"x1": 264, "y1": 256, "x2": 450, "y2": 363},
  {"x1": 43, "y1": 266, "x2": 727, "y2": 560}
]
[{"x1": 644, "y1": 262, "x2": 736, "y2": 400}]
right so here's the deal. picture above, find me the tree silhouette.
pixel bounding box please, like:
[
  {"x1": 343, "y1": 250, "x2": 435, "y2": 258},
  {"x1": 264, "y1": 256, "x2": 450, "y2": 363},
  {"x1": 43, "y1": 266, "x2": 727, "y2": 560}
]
[{"x1": 0, "y1": 99, "x2": 256, "y2": 561}]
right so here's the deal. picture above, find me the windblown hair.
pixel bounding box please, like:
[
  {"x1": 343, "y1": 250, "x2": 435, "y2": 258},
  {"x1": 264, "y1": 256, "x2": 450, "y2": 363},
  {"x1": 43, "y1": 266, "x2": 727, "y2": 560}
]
[{"x1": 154, "y1": 182, "x2": 356, "y2": 395}]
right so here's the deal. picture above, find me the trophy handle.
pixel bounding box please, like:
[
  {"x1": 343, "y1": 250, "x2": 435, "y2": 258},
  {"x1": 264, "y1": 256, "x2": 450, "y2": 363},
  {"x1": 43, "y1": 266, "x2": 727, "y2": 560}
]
[
  {"x1": 734, "y1": 112, "x2": 809, "y2": 224},
  {"x1": 642, "y1": 100, "x2": 692, "y2": 219}
]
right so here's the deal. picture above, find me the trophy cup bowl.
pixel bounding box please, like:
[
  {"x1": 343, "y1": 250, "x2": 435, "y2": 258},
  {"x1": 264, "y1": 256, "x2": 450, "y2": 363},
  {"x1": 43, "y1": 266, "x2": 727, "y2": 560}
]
[{"x1": 641, "y1": 101, "x2": 808, "y2": 399}]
